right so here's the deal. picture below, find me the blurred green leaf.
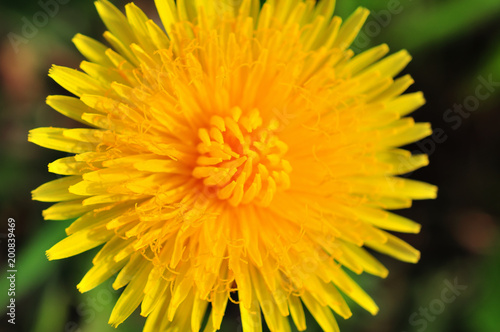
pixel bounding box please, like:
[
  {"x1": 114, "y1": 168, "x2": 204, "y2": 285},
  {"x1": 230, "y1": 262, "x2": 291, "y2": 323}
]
[
  {"x1": 383, "y1": 0, "x2": 500, "y2": 51},
  {"x1": 335, "y1": 0, "x2": 395, "y2": 19},
  {"x1": 32, "y1": 281, "x2": 70, "y2": 332},
  {"x1": 469, "y1": 245, "x2": 500, "y2": 332},
  {"x1": 478, "y1": 42, "x2": 500, "y2": 83}
]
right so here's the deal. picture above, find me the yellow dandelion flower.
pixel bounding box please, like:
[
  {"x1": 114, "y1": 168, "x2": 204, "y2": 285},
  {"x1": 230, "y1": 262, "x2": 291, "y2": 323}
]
[{"x1": 30, "y1": 0, "x2": 437, "y2": 331}]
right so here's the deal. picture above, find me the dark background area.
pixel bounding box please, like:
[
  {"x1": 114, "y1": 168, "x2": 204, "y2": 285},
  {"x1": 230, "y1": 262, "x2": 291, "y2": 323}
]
[{"x1": 1, "y1": 0, "x2": 500, "y2": 331}]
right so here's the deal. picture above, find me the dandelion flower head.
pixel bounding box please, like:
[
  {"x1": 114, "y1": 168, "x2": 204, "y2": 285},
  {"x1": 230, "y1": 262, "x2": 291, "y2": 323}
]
[{"x1": 30, "y1": 0, "x2": 437, "y2": 331}]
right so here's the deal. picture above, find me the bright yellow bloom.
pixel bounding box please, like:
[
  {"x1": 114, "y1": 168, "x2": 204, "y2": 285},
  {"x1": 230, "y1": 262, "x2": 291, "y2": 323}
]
[{"x1": 30, "y1": 0, "x2": 437, "y2": 331}]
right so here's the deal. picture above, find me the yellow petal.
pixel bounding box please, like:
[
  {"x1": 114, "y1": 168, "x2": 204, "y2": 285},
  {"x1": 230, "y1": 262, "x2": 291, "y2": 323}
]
[
  {"x1": 333, "y1": 7, "x2": 369, "y2": 50},
  {"x1": 80, "y1": 61, "x2": 128, "y2": 86},
  {"x1": 49, "y1": 65, "x2": 106, "y2": 97},
  {"x1": 109, "y1": 264, "x2": 152, "y2": 327},
  {"x1": 345, "y1": 44, "x2": 390, "y2": 76},
  {"x1": 288, "y1": 295, "x2": 306, "y2": 331},
  {"x1": 77, "y1": 253, "x2": 127, "y2": 293},
  {"x1": 32, "y1": 176, "x2": 83, "y2": 202},
  {"x1": 103, "y1": 31, "x2": 139, "y2": 66},
  {"x1": 43, "y1": 199, "x2": 102, "y2": 220},
  {"x1": 95, "y1": 0, "x2": 136, "y2": 48},
  {"x1": 46, "y1": 225, "x2": 113, "y2": 260},
  {"x1": 125, "y1": 3, "x2": 157, "y2": 54},
  {"x1": 113, "y1": 253, "x2": 147, "y2": 290},
  {"x1": 48, "y1": 156, "x2": 92, "y2": 175},
  {"x1": 154, "y1": 0, "x2": 179, "y2": 37},
  {"x1": 29, "y1": 128, "x2": 97, "y2": 153},
  {"x1": 72, "y1": 33, "x2": 113, "y2": 67},
  {"x1": 66, "y1": 203, "x2": 134, "y2": 235},
  {"x1": 387, "y1": 92, "x2": 426, "y2": 117},
  {"x1": 328, "y1": 268, "x2": 379, "y2": 315},
  {"x1": 341, "y1": 242, "x2": 389, "y2": 278},
  {"x1": 191, "y1": 294, "x2": 209, "y2": 332},
  {"x1": 46, "y1": 95, "x2": 97, "y2": 126},
  {"x1": 141, "y1": 268, "x2": 170, "y2": 317},
  {"x1": 301, "y1": 292, "x2": 340, "y2": 332},
  {"x1": 146, "y1": 19, "x2": 171, "y2": 50},
  {"x1": 366, "y1": 231, "x2": 421, "y2": 263}
]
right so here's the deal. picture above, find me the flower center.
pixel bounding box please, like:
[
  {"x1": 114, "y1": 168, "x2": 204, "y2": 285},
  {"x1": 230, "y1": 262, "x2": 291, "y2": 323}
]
[{"x1": 192, "y1": 107, "x2": 292, "y2": 207}]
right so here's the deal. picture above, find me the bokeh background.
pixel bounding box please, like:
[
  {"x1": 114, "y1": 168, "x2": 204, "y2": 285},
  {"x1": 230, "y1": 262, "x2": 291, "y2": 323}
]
[{"x1": 1, "y1": 0, "x2": 500, "y2": 331}]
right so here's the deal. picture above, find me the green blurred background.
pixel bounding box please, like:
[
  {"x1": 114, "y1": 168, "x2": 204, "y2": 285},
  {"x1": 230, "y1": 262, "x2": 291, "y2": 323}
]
[{"x1": 1, "y1": 0, "x2": 500, "y2": 331}]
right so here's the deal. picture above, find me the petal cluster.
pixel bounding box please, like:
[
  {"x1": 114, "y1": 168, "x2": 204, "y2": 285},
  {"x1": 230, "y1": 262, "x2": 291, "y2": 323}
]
[{"x1": 30, "y1": 1, "x2": 436, "y2": 331}]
